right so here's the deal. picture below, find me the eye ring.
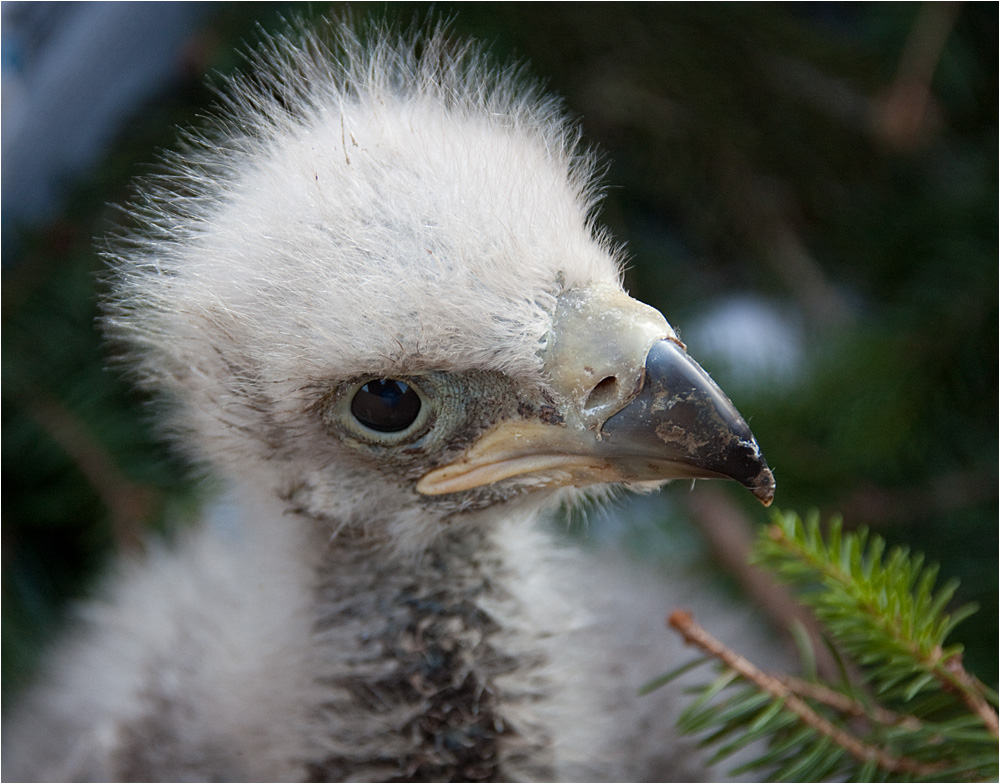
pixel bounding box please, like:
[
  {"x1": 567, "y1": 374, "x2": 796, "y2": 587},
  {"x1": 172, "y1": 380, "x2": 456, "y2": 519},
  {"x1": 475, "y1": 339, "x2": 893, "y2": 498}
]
[
  {"x1": 351, "y1": 379, "x2": 422, "y2": 433},
  {"x1": 327, "y1": 376, "x2": 433, "y2": 445}
]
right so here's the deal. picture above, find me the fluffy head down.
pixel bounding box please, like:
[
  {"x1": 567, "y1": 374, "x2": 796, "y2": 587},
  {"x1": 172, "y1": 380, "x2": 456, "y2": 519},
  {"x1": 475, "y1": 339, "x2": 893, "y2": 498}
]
[{"x1": 103, "y1": 21, "x2": 625, "y2": 542}]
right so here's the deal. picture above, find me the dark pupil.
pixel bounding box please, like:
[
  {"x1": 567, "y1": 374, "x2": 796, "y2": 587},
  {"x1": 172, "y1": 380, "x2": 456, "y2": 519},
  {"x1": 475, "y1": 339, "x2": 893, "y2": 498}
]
[{"x1": 351, "y1": 379, "x2": 421, "y2": 433}]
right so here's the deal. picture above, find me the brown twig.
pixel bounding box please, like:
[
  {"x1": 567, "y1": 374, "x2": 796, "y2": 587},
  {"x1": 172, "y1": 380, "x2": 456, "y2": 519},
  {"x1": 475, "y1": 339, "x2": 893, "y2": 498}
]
[
  {"x1": 684, "y1": 488, "x2": 843, "y2": 683},
  {"x1": 21, "y1": 384, "x2": 155, "y2": 552},
  {"x1": 939, "y1": 652, "x2": 1000, "y2": 739},
  {"x1": 717, "y1": 152, "x2": 852, "y2": 329},
  {"x1": 876, "y1": 2, "x2": 961, "y2": 150},
  {"x1": 668, "y1": 610, "x2": 948, "y2": 777},
  {"x1": 779, "y1": 674, "x2": 922, "y2": 731}
]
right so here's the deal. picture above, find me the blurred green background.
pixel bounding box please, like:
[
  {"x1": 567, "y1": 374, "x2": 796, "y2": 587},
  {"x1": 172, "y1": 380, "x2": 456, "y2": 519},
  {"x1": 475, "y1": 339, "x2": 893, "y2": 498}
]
[{"x1": 3, "y1": 2, "x2": 996, "y2": 707}]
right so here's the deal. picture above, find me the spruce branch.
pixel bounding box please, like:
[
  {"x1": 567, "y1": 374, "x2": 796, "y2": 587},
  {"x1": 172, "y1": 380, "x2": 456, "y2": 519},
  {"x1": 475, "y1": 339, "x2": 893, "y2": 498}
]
[
  {"x1": 756, "y1": 510, "x2": 998, "y2": 737},
  {"x1": 669, "y1": 610, "x2": 945, "y2": 777},
  {"x1": 652, "y1": 510, "x2": 998, "y2": 782}
]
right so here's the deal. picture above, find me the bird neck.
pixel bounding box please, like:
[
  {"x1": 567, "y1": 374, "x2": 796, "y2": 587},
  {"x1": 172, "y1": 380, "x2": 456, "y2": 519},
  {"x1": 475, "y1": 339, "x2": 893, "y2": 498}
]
[
  {"x1": 221, "y1": 477, "x2": 559, "y2": 778},
  {"x1": 307, "y1": 515, "x2": 555, "y2": 780}
]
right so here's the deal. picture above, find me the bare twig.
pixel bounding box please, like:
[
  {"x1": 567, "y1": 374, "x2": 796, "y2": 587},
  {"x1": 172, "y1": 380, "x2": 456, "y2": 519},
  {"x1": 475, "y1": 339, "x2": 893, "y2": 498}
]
[
  {"x1": 668, "y1": 610, "x2": 948, "y2": 777},
  {"x1": 21, "y1": 385, "x2": 155, "y2": 552},
  {"x1": 684, "y1": 488, "x2": 842, "y2": 683},
  {"x1": 939, "y1": 652, "x2": 1000, "y2": 739},
  {"x1": 779, "y1": 674, "x2": 921, "y2": 731},
  {"x1": 718, "y1": 152, "x2": 853, "y2": 329},
  {"x1": 876, "y1": 2, "x2": 961, "y2": 150}
]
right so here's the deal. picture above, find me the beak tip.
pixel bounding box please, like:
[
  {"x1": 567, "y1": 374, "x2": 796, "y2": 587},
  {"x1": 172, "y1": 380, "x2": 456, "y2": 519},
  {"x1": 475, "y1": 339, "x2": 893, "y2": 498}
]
[{"x1": 749, "y1": 466, "x2": 776, "y2": 507}]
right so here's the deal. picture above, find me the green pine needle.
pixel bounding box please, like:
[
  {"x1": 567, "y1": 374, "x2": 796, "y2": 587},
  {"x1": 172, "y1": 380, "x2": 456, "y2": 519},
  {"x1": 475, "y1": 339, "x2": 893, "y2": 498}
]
[{"x1": 653, "y1": 509, "x2": 998, "y2": 782}]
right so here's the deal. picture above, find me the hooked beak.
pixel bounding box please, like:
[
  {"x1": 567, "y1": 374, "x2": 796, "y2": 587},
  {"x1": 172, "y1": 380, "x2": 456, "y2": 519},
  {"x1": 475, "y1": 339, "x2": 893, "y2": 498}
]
[{"x1": 417, "y1": 283, "x2": 775, "y2": 505}]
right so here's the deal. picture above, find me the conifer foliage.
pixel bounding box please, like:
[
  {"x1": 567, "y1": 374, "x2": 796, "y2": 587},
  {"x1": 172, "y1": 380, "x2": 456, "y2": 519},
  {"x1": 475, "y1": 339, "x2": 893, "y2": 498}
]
[{"x1": 653, "y1": 511, "x2": 998, "y2": 782}]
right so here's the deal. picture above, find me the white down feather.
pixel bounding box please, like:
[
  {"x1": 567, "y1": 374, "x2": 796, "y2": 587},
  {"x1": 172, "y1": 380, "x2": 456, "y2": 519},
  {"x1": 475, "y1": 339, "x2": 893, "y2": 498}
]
[{"x1": 3, "y1": 21, "x2": 775, "y2": 782}]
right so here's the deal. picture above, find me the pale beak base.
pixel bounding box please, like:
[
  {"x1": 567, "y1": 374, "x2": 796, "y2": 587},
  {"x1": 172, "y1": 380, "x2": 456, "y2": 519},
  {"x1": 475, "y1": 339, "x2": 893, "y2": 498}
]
[{"x1": 418, "y1": 285, "x2": 775, "y2": 506}]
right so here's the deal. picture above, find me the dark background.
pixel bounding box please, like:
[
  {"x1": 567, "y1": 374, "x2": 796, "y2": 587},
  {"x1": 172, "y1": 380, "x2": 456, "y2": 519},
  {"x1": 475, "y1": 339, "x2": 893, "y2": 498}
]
[{"x1": 3, "y1": 2, "x2": 996, "y2": 705}]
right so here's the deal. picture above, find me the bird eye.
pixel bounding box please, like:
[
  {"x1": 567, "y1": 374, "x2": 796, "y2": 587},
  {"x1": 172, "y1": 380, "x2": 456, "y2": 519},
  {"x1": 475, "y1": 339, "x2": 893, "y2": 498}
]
[{"x1": 350, "y1": 379, "x2": 422, "y2": 433}]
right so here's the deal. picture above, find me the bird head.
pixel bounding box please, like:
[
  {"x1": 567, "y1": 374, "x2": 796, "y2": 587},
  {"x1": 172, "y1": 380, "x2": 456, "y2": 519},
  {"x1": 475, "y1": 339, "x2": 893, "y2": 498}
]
[{"x1": 105, "y1": 24, "x2": 774, "y2": 552}]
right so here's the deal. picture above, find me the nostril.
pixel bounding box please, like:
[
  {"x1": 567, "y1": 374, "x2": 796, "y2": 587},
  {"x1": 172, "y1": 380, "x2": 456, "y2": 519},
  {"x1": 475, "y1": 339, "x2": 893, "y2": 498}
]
[{"x1": 585, "y1": 376, "x2": 620, "y2": 412}]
